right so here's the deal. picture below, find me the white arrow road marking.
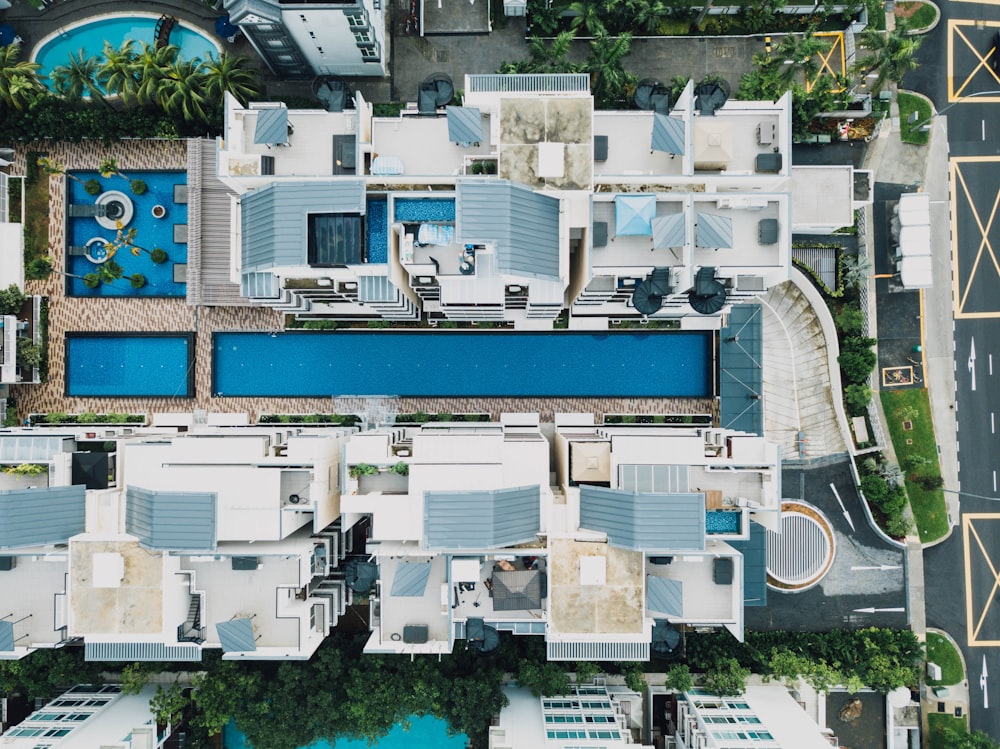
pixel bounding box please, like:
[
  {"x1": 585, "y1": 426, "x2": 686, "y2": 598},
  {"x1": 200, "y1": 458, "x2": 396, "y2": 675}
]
[
  {"x1": 830, "y1": 483, "x2": 855, "y2": 531},
  {"x1": 983, "y1": 654, "x2": 990, "y2": 710},
  {"x1": 850, "y1": 565, "x2": 902, "y2": 571},
  {"x1": 853, "y1": 607, "x2": 906, "y2": 614},
  {"x1": 970, "y1": 338, "x2": 978, "y2": 391}
]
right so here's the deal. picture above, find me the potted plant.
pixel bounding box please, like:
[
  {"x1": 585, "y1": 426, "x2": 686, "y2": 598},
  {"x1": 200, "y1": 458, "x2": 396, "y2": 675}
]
[
  {"x1": 151, "y1": 204, "x2": 166, "y2": 219},
  {"x1": 390, "y1": 461, "x2": 410, "y2": 476},
  {"x1": 348, "y1": 463, "x2": 378, "y2": 479}
]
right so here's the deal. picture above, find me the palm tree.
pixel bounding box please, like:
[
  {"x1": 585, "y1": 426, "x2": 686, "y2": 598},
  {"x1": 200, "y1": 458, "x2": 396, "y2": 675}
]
[
  {"x1": 157, "y1": 58, "x2": 209, "y2": 125},
  {"x1": 0, "y1": 43, "x2": 45, "y2": 112},
  {"x1": 634, "y1": 0, "x2": 668, "y2": 34},
  {"x1": 856, "y1": 24, "x2": 922, "y2": 94},
  {"x1": 50, "y1": 49, "x2": 107, "y2": 104},
  {"x1": 134, "y1": 41, "x2": 179, "y2": 108},
  {"x1": 201, "y1": 53, "x2": 259, "y2": 106},
  {"x1": 98, "y1": 40, "x2": 140, "y2": 103},
  {"x1": 36, "y1": 157, "x2": 84, "y2": 184},
  {"x1": 586, "y1": 31, "x2": 637, "y2": 110},
  {"x1": 567, "y1": 0, "x2": 606, "y2": 36},
  {"x1": 98, "y1": 157, "x2": 130, "y2": 183}
]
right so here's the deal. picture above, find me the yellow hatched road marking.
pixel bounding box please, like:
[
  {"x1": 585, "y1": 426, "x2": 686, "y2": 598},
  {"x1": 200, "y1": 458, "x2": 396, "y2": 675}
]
[
  {"x1": 951, "y1": 157, "x2": 1000, "y2": 318},
  {"x1": 949, "y1": 20, "x2": 1000, "y2": 101}
]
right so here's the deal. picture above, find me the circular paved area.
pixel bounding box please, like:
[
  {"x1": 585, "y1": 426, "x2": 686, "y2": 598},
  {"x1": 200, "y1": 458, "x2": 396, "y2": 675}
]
[{"x1": 767, "y1": 500, "x2": 836, "y2": 590}]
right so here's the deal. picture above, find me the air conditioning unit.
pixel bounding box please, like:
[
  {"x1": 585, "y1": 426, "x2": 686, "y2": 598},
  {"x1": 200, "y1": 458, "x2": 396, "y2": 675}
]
[{"x1": 288, "y1": 494, "x2": 302, "y2": 505}]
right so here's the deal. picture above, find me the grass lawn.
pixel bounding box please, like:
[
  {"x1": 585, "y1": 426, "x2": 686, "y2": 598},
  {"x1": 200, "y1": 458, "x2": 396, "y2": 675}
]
[
  {"x1": 928, "y1": 713, "x2": 968, "y2": 749},
  {"x1": 898, "y1": 92, "x2": 931, "y2": 146},
  {"x1": 880, "y1": 388, "x2": 949, "y2": 542},
  {"x1": 925, "y1": 632, "x2": 964, "y2": 686},
  {"x1": 895, "y1": 0, "x2": 937, "y2": 29}
]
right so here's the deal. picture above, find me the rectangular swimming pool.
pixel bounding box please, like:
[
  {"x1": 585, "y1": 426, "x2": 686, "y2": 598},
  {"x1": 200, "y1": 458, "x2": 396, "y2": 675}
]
[
  {"x1": 65, "y1": 333, "x2": 195, "y2": 397},
  {"x1": 212, "y1": 331, "x2": 712, "y2": 398}
]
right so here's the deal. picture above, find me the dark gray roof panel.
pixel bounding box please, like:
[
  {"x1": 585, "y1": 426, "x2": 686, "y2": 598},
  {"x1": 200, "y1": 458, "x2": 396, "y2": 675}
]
[
  {"x1": 424, "y1": 485, "x2": 540, "y2": 550},
  {"x1": 0, "y1": 486, "x2": 85, "y2": 550},
  {"x1": 579, "y1": 485, "x2": 705, "y2": 552},
  {"x1": 241, "y1": 180, "x2": 366, "y2": 273},
  {"x1": 126, "y1": 486, "x2": 217, "y2": 551},
  {"x1": 720, "y1": 304, "x2": 763, "y2": 434},
  {"x1": 456, "y1": 180, "x2": 561, "y2": 280}
]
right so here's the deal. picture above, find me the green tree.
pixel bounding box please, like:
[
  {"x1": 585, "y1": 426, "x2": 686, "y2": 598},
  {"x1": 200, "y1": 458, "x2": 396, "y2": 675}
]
[
  {"x1": 620, "y1": 662, "x2": 647, "y2": 693},
  {"x1": 845, "y1": 383, "x2": 873, "y2": 415},
  {"x1": 567, "y1": 0, "x2": 607, "y2": 35},
  {"x1": 50, "y1": 49, "x2": 107, "y2": 104},
  {"x1": 499, "y1": 31, "x2": 579, "y2": 75},
  {"x1": 0, "y1": 648, "x2": 104, "y2": 700},
  {"x1": 0, "y1": 284, "x2": 25, "y2": 316},
  {"x1": 150, "y1": 681, "x2": 189, "y2": 726},
  {"x1": 835, "y1": 305, "x2": 866, "y2": 334},
  {"x1": 97, "y1": 40, "x2": 140, "y2": 104},
  {"x1": 518, "y1": 659, "x2": 571, "y2": 696},
  {"x1": 860, "y1": 474, "x2": 889, "y2": 503},
  {"x1": 0, "y1": 43, "x2": 44, "y2": 112},
  {"x1": 36, "y1": 156, "x2": 84, "y2": 184},
  {"x1": 190, "y1": 663, "x2": 265, "y2": 736},
  {"x1": 703, "y1": 657, "x2": 750, "y2": 696},
  {"x1": 666, "y1": 664, "x2": 694, "y2": 693},
  {"x1": 575, "y1": 661, "x2": 600, "y2": 684},
  {"x1": 201, "y1": 53, "x2": 259, "y2": 106},
  {"x1": 856, "y1": 23, "x2": 922, "y2": 94},
  {"x1": 134, "y1": 41, "x2": 179, "y2": 108},
  {"x1": 98, "y1": 157, "x2": 130, "y2": 183},
  {"x1": 586, "y1": 31, "x2": 637, "y2": 110},
  {"x1": 16, "y1": 339, "x2": 41, "y2": 370},
  {"x1": 938, "y1": 722, "x2": 1000, "y2": 748}
]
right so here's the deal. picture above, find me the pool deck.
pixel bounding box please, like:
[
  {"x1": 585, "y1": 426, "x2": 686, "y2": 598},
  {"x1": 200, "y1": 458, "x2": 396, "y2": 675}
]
[{"x1": 8, "y1": 139, "x2": 717, "y2": 424}]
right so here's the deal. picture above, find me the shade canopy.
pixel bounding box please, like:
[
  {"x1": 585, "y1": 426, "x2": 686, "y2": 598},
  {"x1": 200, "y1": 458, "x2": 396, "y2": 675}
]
[
  {"x1": 652, "y1": 213, "x2": 686, "y2": 249},
  {"x1": 492, "y1": 569, "x2": 543, "y2": 611},
  {"x1": 391, "y1": 561, "x2": 431, "y2": 597},
  {"x1": 0, "y1": 24, "x2": 14, "y2": 47},
  {"x1": 647, "y1": 575, "x2": 684, "y2": 617},
  {"x1": 899, "y1": 255, "x2": 933, "y2": 288},
  {"x1": 447, "y1": 106, "x2": 484, "y2": 145},
  {"x1": 694, "y1": 83, "x2": 728, "y2": 115},
  {"x1": 216, "y1": 617, "x2": 256, "y2": 653},
  {"x1": 214, "y1": 15, "x2": 239, "y2": 40},
  {"x1": 570, "y1": 441, "x2": 612, "y2": 483},
  {"x1": 696, "y1": 212, "x2": 733, "y2": 249},
  {"x1": 615, "y1": 194, "x2": 656, "y2": 236},
  {"x1": 466, "y1": 617, "x2": 501, "y2": 654},
  {"x1": 632, "y1": 267, "x2": 672, "y2": 316},
  {"x1": 344, "y1": 558, "x2": 379, "y2": 593},
  {"x1": 254, "y1": 107, "x2": 288, "y2": 145},
  {"x1": 634, "y1": 78, "x2": 662, "y2": 111},
  {"x1": 418, "y1": 73, "x2": 454, "y2": 114},
  {"x1": 0, "y1": 620, "x2": 13, "y2": 652},
  {"x1": 315, "y1": 76, "x2": 350, "y2": 113},
  {"x1": 652, "y1": 113, "x2": 685, "y2": 155}
]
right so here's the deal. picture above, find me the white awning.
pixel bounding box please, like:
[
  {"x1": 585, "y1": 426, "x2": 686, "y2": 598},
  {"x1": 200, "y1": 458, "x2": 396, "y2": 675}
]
[{"x1": 899, "y1": 255, "x2": 933, "y2": 288}]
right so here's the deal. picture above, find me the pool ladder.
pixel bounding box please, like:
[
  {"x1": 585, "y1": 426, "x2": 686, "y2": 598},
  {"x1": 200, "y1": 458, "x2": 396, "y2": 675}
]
[{"x1": 154, "y1": 15, "x2": 178, "y2": 49}]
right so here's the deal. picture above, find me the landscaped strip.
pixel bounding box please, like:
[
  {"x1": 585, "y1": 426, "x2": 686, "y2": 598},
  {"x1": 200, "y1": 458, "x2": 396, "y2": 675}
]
[
  {"x1": 880, "y1": 388, "x2": 949, "y2": 542},
  {"x1": 898, "y1": 92, "x2": 931, "y2": 146},
  {"x1": 925, "y1": 632, "x2": 963, "y2": 686}
]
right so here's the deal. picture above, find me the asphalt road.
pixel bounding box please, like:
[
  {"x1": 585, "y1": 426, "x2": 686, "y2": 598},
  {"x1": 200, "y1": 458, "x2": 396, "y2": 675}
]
[
  {"x1": 745, "y1": 460, "x2": 907, "y2": 632},
  {"x1": 905, "y1": 0, "x2": 1000, "y2": 738}
]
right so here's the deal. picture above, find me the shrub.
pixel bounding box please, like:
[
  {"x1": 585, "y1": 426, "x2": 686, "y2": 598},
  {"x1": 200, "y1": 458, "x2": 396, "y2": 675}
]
[
  {"x1": 150, "y1": 248, "x2": 168, "y2": 264},
  {"x1": 130, "y1": 274, "x2": 146, "y2": 289},
  {"x1": 839, "y1": 348, "x2": 877, "y2": 384},
  {"x1": 130, "y1": 179, "x2": 147, "y2": 195},
  {"x1": 390, "y1": 461, "x2": 409, "y2": 476},
  {"x1": 348, "y1": 463, "x2": 378, "y2": 478},
  {"x1": 885, "y1": 513, "x2": 913, "y2": 538},
  {"x1": 16, "y1": 339, "x2": 41, "y2": 369},
  {"x1": 26, "y1": 256, "x2": 53, "y2": 279},
  {"x1": 83, "y1": 273, "x2": 100, "y2": 289},
  {"x1": 77, "y1": 411, "x2": 98, "y2": 423},
  {"x1": 861, "y1": 474, "x2": 889, "y2": 503},
  {"x1": 574, "y1": 661, "x2": 599, "y2": 685},
  {"x1": 45, "y1": 412, "x2": 68, "y2": 424},
  {"x1": 367, "y1": 319, "x2": 390, "y2": 328},
  {"x1": 517, "y1": 659, "x2": 570, "y2": 697},
  {"x1": 915, "y1": 474, "x2": 944, "y2": 490},
  {"x1": 902, "y1": 454, "x2": 929, "y2": 471},
  {"x1": 0, "y1": 284, "x2": 25, "y2": 316},
  {"x1": 621, "y1": 662, "x2": 647, "y2": 693},
  {"x1": 666, "y1": 664, "x2": 694, "y2": 693},
  {"x1": 84, "y1": 178, "x2": 102, "y2": 195},
  {"x1": 835, "y1": 306, "x2": 866, "y2": 335},
  {"x1": 845, "y1": 384, "x2": 872, "y2": 416},
  {"x1": 703, "y1": 657, "x2": 750, "y2": 696}
]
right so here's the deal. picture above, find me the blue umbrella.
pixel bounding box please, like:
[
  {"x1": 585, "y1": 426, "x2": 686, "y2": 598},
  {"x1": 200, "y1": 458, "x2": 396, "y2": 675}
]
[
  {"x1": 615, "y1": 194, "x2": 656, "y2": 237},
  {"x1": 215, "y1": 15, "x2": 239, "y2": 41},
  {"x1": 0, "y1": 25, "x2": 16, "y2": 47}
]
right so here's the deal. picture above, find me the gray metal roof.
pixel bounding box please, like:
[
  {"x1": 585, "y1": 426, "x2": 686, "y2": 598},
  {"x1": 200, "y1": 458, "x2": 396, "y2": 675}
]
[
  {"x1": 730, "y1": 520, "x2": 767, "y2": 607},
  {"x1": 0, "y1": 435, "x2": 72, "y2": 462},
  {"x1": 647, "y1": 575, "x2": 684, "y2": 617},
  {"x1": 696, "y1": 212, "x2": 733, "y2": 248},
  {"x1": 0, "y1": 486, "x2": 85, "y2": 550},
  {"x1": 0, "y1": 620, "x2": 14, "y2": 651},
  {"x1": 359, "y1": 275, "x2": 398, "y2": 302},
  {"x1": 126, "y1": 486, "x2": 216, "y2": 551},
  {"x1": 447, "y1": 106, "x2": 484, "y2": 144},
  {"x1": 492, "y1": 569, "x2": 543, "y2": 611},
  {"x1": 579, "y1": 485, "x2": 705, "y2": 552},
  {"x1": 651, "y1": 113, "x2": 686, "y2": 155},
  {"x1": 241, "y1": 180, "x2": 366, "y2": 273},
  {"x1": 424, "y1": 485, "x2": 540, "y2": 550},
  {"x1": 391, "y1": 561, "x2": 432, "y2": 596},
  {"x1": 456, "y1": 181, "x2": 561, "y2": 280},
  {"x1": 720, "y1": 304, "x2": 763, "y2": 434},
  {"x1": 216, "y1": 618, "x2": 257, "y2": 653},
  {"x1": 254, "y1": 107, "x2": 289, "y2": 145}
]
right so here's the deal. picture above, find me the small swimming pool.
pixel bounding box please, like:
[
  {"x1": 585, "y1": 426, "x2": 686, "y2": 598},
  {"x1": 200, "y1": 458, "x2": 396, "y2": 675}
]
[
  {"x1": 212, "y1": 331, "x2": 712, "y2": 398},
  {"x1": 224, "y1": 716, "x2": 467, "y2": 749},
  {"x1": 706, "y1": 510, "x2": 741, "y2": 534},
  {"x1": 393, "y1": 198, "x2": 455, "y2": 223},
  {"x1": 66, "y1": 170, "x2": 188, "y2": 298},
  {"x1": 65, "y1": 333, "x2": 194, "y2": 397},
  {"x1": 366, "y1": 198, "x2": 388, "y2": 264},
  {"x1": 33, "y1": 13, "x2": 220, "y2": 88}
]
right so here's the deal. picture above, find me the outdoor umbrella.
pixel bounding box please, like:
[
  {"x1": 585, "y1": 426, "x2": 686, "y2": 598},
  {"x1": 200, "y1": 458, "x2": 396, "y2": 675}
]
[
  {"x1": 615, "y1": 194, "x2": 656, "y2": 237},
  {"x1": 214, "y1": 15, "x2": 239, "y2": 41}
]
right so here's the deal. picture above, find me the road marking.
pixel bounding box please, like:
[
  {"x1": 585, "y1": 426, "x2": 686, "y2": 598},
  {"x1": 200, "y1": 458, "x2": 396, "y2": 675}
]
[
  {"x1": 962, "y1": 514, "x2": 1000, "y2": 645},
  {"x1": 971, "y1": 337, "x2": 978, "y2": 391},
  {"x1": 950, "y1": 158, "x2": 1000, "y2": 318},
  {"x1": 851, "y1": 565, "x2": 902, "y2": 571},
  {"x1": 830, "y1": 482, "x2": 855, "y2": 531},
  {"x1": 983, "y1": 655, "x2": 990, "y2": 709},
  {"x1": 949, "y1": 21, "x2": 1000, "y2": 102},
  {"x1": 992, "y1": 412, "x2": 995, "y2": 433},
  {"x1": 853, "y1": 607, "x2": 905, "y2": 614}
]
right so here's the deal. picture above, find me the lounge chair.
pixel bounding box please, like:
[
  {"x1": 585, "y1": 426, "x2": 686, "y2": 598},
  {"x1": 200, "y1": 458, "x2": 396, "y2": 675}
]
[
  {"x1": 173, "y1": 184, "x2": 188, "y2": 204},
  {"x1": 67, "y1": 204, "x2": 108, "y2": 218},
  {"x1": 66, "y1": 245, "x2": 89, "y2": 256},
  {"x1": 172, "y1": 263, "x2": 188, "y2": 283},
  {"x1": 173, "y1": 224, "x2": 188, "y2": 244}
]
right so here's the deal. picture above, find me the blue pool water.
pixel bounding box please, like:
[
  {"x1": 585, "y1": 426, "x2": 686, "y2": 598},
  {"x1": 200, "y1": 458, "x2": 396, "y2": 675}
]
[
  {"x1": 706, "y1": 510, "x2": 741, "y2": 534},
  {"x1": 65, "y1": 334, "x2": 194, "y2": 397},
  {"x1": 393, "y1": 198, "x2": 455, "y2": 222},
  {"x1": 367, "y1": 198, "x2": 388, "y2": 264},
  {"x1": 224, "y1": 716, "x2": 468, "y2": 749},
  {"x1": 33, "y1": 15, "x2": 219, "y2": 87},
  {"x1": 66, "y1": 171, "x2": 188, "y2": 298},
  {"x1": 213, "y1": 331, "x2": 712, "y2": 398}
]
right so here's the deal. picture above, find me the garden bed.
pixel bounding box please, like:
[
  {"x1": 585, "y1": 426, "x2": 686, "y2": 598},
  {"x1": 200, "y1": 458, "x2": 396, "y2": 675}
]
[
  {"x1": 898, "y1": 92, "x2": 932, "y2": 146},
  {"x1": 28, "y1": 412, "x2": 146, "y2": 426},
  {"x1": 925, "y1": 632, "x2": 963, "y2": 687},
  {"x1": 604, "y1": 414, "x2": 712, "y2": 425},
  {"x1": 258, "y1": 413, "x2": 362, "y2": 425}
]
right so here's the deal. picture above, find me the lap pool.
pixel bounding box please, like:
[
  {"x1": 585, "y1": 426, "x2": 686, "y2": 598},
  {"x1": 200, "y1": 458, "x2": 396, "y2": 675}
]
[
  {"x1": 224, "y1": 715, "x2": 467, "y2": 749},
  {"x1": 65, "y1": 333, "x2": 195, "y2": 398},
  {"x1": 212, "y1": 331, "x2": 712, "y2": 398}
]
